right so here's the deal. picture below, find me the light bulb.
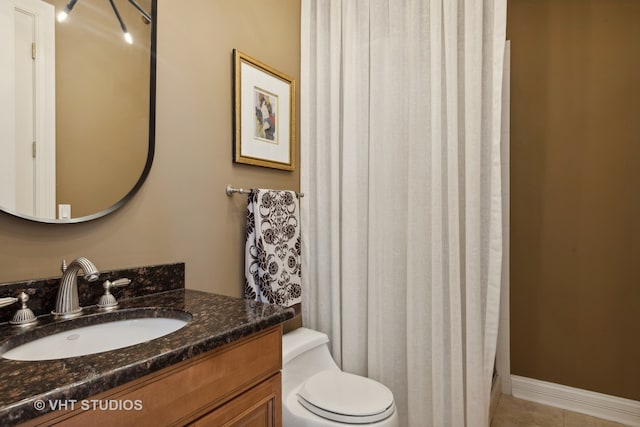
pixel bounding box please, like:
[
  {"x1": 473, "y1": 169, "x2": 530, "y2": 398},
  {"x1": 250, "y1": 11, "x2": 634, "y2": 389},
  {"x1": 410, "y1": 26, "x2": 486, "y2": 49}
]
[
  {"x1": 57, "y1": 10, "x2": 68, "y2": 22},
  {"x1": 124, "y1": 32, "x2": 133, "y2": 44}
]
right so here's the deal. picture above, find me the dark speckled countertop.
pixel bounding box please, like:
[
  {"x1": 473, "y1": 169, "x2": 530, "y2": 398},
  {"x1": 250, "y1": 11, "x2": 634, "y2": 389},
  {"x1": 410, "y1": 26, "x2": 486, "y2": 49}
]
[{"x1": 0, "y1": 288, "x2": 294, "y2": 425}]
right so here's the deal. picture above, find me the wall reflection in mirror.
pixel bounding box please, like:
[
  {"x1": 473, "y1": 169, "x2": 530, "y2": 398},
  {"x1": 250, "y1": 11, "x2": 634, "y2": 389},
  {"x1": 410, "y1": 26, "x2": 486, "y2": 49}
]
[{"x1": 0, "y1": 0, "x2": 155, "y2": 223}]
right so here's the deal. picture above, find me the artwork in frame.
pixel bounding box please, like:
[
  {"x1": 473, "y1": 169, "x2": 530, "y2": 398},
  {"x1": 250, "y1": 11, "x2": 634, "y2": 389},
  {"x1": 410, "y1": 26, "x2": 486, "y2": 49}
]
[{"x1": 233, "y1": 49, "x2": 296, "y2": 171}]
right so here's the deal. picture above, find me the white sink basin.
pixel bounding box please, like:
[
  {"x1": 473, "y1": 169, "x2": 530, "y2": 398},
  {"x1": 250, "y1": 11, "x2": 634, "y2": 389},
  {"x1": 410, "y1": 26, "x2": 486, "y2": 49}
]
[{"x1": 2, "y1": 317, "x2": 189, "y2": 361}]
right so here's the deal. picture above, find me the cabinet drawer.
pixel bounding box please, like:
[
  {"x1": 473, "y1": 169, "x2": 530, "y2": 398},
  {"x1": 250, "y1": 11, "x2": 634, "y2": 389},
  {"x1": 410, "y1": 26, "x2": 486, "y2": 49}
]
[
  {"x1": 25, "y1": 326, "x2": 282, "y2": 427},
  {"x1": 189, "y1": 373, "x2": 281, "y2": 427}
]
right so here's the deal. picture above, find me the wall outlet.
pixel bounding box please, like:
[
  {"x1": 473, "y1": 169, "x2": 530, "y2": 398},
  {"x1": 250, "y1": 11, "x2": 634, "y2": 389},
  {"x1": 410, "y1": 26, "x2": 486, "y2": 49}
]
[{"x1": 58, "y1": 204, "x2": 71, "y2": 219}]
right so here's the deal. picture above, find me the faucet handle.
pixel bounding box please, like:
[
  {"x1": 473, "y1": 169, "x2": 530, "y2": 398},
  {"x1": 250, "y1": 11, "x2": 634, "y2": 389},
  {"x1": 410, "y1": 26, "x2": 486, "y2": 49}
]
[
  {"x1": 0, "y1": 296, "x2": 18, "y2": 309},
  {"x1": 10, "y1": 292, "x2": 37, "y2": 327},
  {"x1": 97, "y1": 278, "x2": 131, "y2": 310},
  {"x1": 109, "y1": 278, "x2": 131, "y2": 288}
]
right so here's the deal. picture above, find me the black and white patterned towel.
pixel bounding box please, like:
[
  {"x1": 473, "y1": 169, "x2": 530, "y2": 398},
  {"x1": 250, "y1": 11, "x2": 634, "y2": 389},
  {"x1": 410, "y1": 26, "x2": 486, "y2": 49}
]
[{"x1": 244, "y1": 189, "x2": 302, "y2": 307}]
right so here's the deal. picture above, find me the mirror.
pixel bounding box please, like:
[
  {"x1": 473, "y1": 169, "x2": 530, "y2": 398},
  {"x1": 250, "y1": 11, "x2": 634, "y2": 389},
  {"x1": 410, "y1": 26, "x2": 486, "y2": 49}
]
[{"x1": 0, "y1": 0, "x2": 156, "y2": 223}]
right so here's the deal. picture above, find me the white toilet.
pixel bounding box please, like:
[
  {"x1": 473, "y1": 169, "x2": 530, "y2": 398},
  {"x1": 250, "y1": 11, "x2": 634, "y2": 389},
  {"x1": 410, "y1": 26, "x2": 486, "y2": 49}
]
[{"x1": 282, "y1": 327, "x2": 399, "y2": 426}]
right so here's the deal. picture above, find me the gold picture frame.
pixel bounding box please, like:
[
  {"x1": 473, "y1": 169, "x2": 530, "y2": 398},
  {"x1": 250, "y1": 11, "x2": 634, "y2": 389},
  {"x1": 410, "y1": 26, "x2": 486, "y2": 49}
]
[{"x1": 233, "y1": 50, "x2": 296, "y2": 171}]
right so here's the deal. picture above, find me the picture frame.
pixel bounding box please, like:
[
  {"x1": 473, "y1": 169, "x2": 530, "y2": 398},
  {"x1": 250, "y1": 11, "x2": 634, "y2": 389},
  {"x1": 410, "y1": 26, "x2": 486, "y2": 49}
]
[{"x1": 233, "y1": 49, "x2": 296, "y2": 171}]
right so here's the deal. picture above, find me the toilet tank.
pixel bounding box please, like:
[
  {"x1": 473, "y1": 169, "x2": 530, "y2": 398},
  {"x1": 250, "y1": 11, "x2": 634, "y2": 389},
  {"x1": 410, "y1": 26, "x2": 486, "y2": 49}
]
[
  {"x1": 282, "y1": 327, "x2": 340, "y2": 382},
  {"x1": 282, "y1": 328, "x2": 339, "y2": 396},
  {"x1": 283, "y1": 327, "x2": 330, "y2": 365}
]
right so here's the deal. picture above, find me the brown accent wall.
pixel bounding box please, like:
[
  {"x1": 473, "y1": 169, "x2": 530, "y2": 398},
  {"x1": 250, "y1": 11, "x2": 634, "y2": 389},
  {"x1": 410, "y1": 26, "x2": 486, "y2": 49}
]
[
  {"x1": 508, "y1": 0, "x2": 640, "y2": 400},
  {"x1": 0, "y1": 0, "x2": 300, "y2": 299}
]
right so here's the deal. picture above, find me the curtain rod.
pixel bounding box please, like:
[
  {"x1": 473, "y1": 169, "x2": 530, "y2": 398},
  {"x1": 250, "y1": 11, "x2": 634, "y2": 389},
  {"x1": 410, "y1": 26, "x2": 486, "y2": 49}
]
[{"x1": 225, "y1": 185, "x2": 304, "y2": 198}]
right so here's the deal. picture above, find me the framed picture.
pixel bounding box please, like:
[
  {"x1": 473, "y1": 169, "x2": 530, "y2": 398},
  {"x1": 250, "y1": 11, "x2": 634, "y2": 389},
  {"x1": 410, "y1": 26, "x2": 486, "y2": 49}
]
[{"x1": 233, "y1": 50, "x2": 296, "y2": 171}]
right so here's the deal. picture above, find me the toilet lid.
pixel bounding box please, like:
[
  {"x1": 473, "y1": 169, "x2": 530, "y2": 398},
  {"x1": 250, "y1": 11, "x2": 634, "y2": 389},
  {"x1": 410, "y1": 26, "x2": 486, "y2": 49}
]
[{"x1": 297, "y1": 370, "x2": 395, "y2": 424}]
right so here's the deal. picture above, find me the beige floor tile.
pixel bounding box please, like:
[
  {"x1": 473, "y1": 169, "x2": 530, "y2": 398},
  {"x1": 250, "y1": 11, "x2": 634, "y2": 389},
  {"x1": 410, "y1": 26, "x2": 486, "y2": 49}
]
[
  {"x1": 563, "y1": 410, "x2": 629, "y2": 427},
  {"x1": 491, "y1": 395, "x2": 563, "y2": 427}
]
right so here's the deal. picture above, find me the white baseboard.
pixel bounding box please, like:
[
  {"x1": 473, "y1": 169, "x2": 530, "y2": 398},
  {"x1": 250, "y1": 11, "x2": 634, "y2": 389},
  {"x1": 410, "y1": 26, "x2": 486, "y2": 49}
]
[{"x1": 511, "y1": 375, "x2": 640, "y2": 426}]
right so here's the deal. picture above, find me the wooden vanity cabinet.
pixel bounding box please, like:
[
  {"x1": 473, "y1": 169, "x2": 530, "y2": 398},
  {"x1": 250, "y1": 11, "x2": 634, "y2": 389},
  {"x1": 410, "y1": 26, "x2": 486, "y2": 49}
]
[{"x1": 22, "y1": 325, "x2": 283, "y2": 427}]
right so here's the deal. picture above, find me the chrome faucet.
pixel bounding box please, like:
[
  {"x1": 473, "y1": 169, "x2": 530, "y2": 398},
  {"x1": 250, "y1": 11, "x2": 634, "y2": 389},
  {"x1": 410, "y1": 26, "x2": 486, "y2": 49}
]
[{"x1": 52, "y1": 257, "x2": 100, "y2": 320}]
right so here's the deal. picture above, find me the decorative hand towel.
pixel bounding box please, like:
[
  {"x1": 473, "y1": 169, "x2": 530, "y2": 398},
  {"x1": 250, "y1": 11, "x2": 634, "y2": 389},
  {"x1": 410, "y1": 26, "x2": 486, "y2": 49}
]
[{"x1": 244, "y1": 189, "x2": 302, "y2": 307}]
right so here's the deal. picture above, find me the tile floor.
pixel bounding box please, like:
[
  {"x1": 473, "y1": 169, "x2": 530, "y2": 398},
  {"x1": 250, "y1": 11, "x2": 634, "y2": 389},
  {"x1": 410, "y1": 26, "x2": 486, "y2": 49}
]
[{"x1": 491, "y1": 395, "x2": 630, "y2": 427}]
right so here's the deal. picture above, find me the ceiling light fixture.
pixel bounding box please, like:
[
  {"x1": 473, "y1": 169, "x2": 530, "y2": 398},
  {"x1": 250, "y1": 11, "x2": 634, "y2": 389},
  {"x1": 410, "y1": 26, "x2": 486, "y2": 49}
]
[
  {"x1": 56, "y1": 0, "x2": 152, "y2": 44},
  {"x1": 127, "y1": 0, "x2": 152, "y2": 23},
  {"x1": 108, "y1": 0, "x2": 132, "y2": 44},
  {"x1": 57, "y1": 0, "x2": 78, "y2": 22}
]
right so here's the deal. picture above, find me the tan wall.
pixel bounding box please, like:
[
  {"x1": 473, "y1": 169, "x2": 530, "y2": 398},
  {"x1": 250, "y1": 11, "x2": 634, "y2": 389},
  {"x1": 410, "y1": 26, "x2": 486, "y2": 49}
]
[
  {"x1": 0, "y1": 0, "x2": 301, "y2": 299},
  {"x1": 508, "y1": 0, "x2": 640, "y2": 400}
]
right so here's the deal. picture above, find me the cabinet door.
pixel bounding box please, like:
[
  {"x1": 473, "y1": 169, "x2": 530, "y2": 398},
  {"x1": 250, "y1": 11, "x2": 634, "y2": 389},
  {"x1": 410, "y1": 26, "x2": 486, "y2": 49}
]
[
  {"x1": 22, "y1": 327, "x2": 282, "y2": 427},
  {"x1": 189, "y1": 373, "x2": 281, "y2": 427}
]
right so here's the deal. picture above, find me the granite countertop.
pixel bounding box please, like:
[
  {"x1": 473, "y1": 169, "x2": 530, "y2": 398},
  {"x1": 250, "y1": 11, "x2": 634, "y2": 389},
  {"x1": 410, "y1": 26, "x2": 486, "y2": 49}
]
[{"x1": 0, "y1": 289, "x2": 294, "y2": 425}]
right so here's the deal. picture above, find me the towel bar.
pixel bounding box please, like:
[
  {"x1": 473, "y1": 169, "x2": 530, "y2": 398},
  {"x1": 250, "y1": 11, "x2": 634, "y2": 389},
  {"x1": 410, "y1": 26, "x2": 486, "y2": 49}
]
[{"x1": 225, "y1": 185, "x2": 304, "y2": 198}]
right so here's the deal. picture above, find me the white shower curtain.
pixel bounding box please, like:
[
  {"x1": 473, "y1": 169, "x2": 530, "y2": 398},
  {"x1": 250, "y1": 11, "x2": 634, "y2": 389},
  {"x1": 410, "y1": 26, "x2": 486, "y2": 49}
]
[{"x1": 300, "y1": 1, "x2": 506, "y2": 425}]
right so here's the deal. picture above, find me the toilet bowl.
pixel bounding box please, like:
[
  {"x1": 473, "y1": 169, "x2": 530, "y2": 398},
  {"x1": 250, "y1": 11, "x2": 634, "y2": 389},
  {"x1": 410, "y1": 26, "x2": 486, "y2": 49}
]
[{"x1": 282, "y1": 327, "x2": 399, "y2": 426}]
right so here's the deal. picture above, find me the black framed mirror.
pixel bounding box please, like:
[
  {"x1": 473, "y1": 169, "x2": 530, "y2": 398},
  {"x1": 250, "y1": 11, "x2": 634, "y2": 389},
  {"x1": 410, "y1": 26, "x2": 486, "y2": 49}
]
[{"x1": 0, "y1": 0, "x2": 156, "y2": 223}]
